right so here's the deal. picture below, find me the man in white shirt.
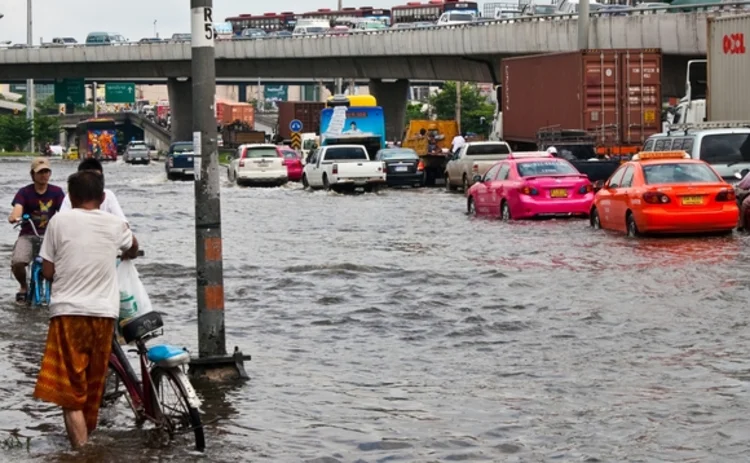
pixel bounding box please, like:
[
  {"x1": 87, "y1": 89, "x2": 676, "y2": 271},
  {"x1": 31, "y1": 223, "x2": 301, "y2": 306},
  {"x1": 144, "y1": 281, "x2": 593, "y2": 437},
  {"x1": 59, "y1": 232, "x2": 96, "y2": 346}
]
[
  {"x1": 59, "y1": 158, "x2": 127, "y2": 222},
  {"x1": 34, "y1": 171, "x2": 139, "y2": 448},
  {"x1": 451, "y1": 132, "x2": 467, "y2": 155}
]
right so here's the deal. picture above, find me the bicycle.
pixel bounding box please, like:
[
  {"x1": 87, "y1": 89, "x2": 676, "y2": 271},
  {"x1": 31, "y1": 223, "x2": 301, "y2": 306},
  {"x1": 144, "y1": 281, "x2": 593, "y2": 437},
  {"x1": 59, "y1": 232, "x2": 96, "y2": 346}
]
[
  {"x1": 101, "y1": 309, "x2": 206, "y2": 451},
  {"x1": 12, "y1": 213, "x2": 50, "y2": 307}
]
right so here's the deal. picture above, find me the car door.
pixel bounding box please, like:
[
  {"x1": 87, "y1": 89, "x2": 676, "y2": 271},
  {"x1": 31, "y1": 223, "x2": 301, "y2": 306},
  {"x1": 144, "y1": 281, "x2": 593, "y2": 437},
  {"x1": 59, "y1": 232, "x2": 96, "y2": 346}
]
[
  {"x1": 488, "y1": 163, "x2": 512, "y2": 216},
  {"x1": 449, "y1": 147, "x2": 464, "y2": 183},
  {"x1": 307, "y1": 149, "x2": 324, "y2": 186},
  {"x1": 614, "y1": 165, "x2": 636, "y2": 230},
  {"x1": 230, "y1": 147, "x2": 242, "y2": 177},
  {"x1": 475, "y1": 163, "x2": 502, "y2": 211},
  {"x1": 598, "y1": 165, "x2": 627, "y2": 230}
]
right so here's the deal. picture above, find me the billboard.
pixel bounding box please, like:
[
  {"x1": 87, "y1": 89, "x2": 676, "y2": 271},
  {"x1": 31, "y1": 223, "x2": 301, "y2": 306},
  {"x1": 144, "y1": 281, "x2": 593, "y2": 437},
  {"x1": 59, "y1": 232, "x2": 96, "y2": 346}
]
[
  {"x1": 320, "y1": 106, "x2": 386, "y2": 148},
  {"x1": 264, "y1": 85, "x2": 288, "y2": 110}
]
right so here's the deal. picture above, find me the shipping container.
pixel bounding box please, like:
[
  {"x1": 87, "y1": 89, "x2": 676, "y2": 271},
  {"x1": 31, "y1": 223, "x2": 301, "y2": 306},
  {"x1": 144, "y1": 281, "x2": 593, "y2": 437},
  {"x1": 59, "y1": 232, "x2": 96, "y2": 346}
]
[
  {"x1": 707, "y1": 14, "x2": 750, "y2": 122},
  {"x1": 277, "y1": 101, "x2": 326, "y2": 140},
  {"x1": 501, "y1": 49, "x2": 662, "y2": 149},
  {"x1": 217, "y1": 102, "x2": 255, "y2": 127}
]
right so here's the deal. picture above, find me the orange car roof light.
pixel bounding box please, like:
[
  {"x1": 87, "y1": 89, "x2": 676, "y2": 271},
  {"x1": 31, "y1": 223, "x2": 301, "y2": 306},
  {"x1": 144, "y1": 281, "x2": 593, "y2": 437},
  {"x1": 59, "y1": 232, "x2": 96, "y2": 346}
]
[
  {"x1": 508, "y1": 152, "x2": 554, "y2": 159},
  {"x1": 632, "y1": 151, "x2": 691, "y2": 161}
]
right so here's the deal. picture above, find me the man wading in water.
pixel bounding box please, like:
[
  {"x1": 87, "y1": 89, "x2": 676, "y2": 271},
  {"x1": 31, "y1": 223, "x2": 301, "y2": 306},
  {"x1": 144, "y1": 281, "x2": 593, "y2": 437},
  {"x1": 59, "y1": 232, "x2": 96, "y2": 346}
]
[{"x1": 34, "y1": 171, "x2": 139, "y2": 448}]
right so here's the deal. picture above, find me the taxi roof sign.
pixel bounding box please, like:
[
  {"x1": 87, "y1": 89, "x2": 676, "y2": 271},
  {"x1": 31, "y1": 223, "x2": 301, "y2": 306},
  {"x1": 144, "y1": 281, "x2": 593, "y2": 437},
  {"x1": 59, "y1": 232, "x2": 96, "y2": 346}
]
[
  {"x1": 632, "y1": 151, "x2": 691, "y2": 161},
  {"x1": 508, "y1": 151, "x2": 554, "y2": 159}
]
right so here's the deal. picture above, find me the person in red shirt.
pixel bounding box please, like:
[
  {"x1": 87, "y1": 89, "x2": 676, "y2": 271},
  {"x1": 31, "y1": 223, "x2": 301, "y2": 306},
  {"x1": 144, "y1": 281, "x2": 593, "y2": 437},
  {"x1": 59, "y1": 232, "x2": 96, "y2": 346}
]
[{"x1": 7, "y1": 158, "x2": 65, "y2": 304}]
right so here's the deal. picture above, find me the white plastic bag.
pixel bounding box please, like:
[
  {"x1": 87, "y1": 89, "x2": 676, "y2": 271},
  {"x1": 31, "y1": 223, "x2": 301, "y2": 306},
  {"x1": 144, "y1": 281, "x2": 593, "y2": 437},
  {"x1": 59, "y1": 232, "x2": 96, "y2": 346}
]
[{"x1": 117, "y1": 259, "x2": 153, "y2": 325}]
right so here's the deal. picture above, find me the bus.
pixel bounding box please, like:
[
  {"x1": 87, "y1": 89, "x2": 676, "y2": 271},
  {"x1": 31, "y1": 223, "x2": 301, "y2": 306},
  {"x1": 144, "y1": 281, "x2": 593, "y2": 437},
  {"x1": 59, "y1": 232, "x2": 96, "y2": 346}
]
[
  {"x1": 391, "y1": 0, "x2": 479, "y2": 25},
  {"x1": 77, "y1": 118, "x2": 118, "y2": 161},
  {"x1": 326, "y1": 94, "x2": 378, "y2": 108},
  {"x1": 299, "y1": 7, "x2": 392, "y2": 27},
  {"x1": 225, "y1": 12, "x2": 297, "y2": 34}
]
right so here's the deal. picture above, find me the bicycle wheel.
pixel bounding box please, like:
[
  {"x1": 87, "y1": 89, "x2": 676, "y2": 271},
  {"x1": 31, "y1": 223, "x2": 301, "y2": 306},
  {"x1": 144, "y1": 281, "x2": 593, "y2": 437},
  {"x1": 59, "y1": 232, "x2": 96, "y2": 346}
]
[
  {"x1": 150, "y1": 366, "x2": 205, "y2": 451},
  {"x1": 100, "y1": 360, "x2": 142, "y2": 427}
]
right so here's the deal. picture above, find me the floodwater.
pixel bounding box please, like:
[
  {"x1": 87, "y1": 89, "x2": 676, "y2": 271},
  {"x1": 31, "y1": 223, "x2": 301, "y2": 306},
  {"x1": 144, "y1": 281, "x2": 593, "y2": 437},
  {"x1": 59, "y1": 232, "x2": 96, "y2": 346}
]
[{"x1": 1, "y1": 157, "x2": 750, "y2": 462}]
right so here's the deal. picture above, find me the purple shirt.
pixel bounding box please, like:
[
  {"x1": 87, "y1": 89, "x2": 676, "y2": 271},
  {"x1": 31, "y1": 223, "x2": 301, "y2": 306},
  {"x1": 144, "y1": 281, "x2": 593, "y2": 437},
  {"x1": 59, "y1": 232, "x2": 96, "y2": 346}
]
[
  {"x1": 11, "y1": 184, "x2": 65, "y2": 236},
  {"x1": 739, "y1": 173, "x2": 750, "y2": 191}
]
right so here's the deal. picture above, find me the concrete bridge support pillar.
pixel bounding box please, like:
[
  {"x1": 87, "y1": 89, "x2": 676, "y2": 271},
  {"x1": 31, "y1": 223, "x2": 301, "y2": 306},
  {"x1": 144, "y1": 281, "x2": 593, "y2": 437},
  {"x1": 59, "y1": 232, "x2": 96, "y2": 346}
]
[
  {"x1": 369, "y1": 79, "x2": 410, "y2": 143},
  {"x1": 167, "y1": 78, "x2": 193, "y2": 142}
]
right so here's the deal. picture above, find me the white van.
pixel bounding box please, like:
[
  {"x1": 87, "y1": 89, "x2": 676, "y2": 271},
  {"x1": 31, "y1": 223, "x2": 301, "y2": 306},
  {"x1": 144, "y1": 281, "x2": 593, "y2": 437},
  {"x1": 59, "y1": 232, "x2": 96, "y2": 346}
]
[
  {"x1": 293, "y1": 20, "x2": 331, "y2": 36},
  {"x1": 643, "y1": 124, "x2": 750, "y2": 182},
  {"x1": 436, "y1": 11, "x2": 476, "y2": 26}
]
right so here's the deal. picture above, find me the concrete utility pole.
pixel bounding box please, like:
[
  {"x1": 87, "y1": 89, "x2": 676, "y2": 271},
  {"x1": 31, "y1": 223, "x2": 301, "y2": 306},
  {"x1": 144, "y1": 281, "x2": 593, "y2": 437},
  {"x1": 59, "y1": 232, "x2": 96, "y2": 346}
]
[
  {"x1": 577, "y1": 0, "x2": 590, "y2": 50},
  {"x1": 335, "y1": 0, "x2": 343, "y2": 94},
  {"x1": 26, "y1": 0, "x2": 35, "y2": 152},
  {"x1": 92, "y1": 81, "x2": 98, "y2": 118},
  {"x1": 188, "y1": 0, "x2": 250, "y2": 381},
  {"x1": 456, "y1": 81, "x2": 462, "y2": 133}
]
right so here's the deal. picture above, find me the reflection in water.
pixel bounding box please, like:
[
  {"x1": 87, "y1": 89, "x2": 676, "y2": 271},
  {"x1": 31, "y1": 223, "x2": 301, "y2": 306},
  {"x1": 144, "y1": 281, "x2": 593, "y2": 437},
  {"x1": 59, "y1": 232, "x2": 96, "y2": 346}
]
[{"x1": 0, "y1": 158, "x2": 748, "y2": 461}]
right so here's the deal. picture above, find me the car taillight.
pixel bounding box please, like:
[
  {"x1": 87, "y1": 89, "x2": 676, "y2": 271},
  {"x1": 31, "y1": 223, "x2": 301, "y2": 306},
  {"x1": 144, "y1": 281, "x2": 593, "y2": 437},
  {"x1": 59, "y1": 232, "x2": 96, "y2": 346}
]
[
  {"x1": 520, "y1": 186, "x2": 538, "y2": 196},
  {"x1": 168, "y1": 157, "x2": 173, "y2": 167},
  {"x1": 378, "y1": 163, "x2": 384, "y2": 172},
  {"x1": 643, "y1": 192, "x2": 670, "y2": 204},
  {"x1": 472, "y1": 164, "x2": 479, "y2": 173},
  {"x1": 578, "y1": 184, "x2": 593, "y2": 194},
  {"x1": 332, "y1": 163, "x2": 338, "y2": 175},
  {"x1": 239, "y1": 159, "x2": 245, "y2": 167},
  {"x1": 716, "y1": 189, "x2": 736, "y2": 202},
  {"x1": 417, "y1": 160, "x2": 424, "y2": 171}
]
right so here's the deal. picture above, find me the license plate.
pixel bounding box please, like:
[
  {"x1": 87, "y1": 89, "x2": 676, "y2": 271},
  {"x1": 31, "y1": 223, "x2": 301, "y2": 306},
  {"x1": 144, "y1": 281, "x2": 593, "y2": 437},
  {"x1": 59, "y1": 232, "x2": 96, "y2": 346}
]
[
  {"x1": 681, "y1": 195, "x2": 704, "y2": 205},
  {"x1": 395, "y1": 166, "x2": 408, "y2": 172},
  {"x1": 550, "y1": 188, "x2": 568, "y2": 198}
]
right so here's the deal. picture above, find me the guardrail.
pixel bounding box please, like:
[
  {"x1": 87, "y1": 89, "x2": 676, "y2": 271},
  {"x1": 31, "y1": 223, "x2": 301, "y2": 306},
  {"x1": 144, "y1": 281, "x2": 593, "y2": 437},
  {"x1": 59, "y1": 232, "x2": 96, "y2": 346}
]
[{"x1": 1, "y1": 2, "x2": 748, "y2": 51}]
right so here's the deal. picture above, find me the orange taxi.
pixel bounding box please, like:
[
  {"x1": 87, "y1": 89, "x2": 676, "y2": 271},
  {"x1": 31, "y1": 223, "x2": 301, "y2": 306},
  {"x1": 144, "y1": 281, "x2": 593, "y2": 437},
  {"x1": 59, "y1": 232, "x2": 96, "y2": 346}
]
[{"x1": 590, "y1": 151, "x2": 739, "y2": 236}]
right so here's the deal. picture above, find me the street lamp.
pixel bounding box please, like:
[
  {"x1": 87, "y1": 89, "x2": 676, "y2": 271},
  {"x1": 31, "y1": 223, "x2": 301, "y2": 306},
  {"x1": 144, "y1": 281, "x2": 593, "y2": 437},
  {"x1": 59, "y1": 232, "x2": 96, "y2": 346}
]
[
  {"x1": 153, "y1": 20, "x2": 157, "y2": 38},
  {"x1": 26, "y1": 0, "x2": 35, "y2": 152}
]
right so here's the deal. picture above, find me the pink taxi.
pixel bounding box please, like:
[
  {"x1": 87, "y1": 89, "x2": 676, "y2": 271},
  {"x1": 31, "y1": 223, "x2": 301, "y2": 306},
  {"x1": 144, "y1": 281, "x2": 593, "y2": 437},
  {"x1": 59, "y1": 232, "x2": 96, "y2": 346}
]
[{"x1": 466, "y1": 152, "x2": 594, "y2": 220}]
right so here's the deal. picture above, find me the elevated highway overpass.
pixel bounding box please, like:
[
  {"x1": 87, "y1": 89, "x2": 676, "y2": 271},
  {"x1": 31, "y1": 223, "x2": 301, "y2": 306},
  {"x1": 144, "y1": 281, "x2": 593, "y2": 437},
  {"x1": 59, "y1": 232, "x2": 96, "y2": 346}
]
[{"x1": 61, "y1": 112, "x2": 172, "y2": 152}]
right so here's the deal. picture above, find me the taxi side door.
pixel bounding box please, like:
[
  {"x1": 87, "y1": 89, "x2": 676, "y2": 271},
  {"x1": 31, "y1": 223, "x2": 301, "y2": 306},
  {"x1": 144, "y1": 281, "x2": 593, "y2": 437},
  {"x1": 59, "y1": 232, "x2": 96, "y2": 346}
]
[
  {"x1": 474, "y1": 163, "x2": 502, "y2": 213},
  {"x1": 611, "y1": 165, "x2": 636, "y2": 233},
  {"x1": 490, "y1": 163, "x2": 512, "y2": 216},
  {"x1": 597, "y1": 166, "x2": 627, "y2": 230}
]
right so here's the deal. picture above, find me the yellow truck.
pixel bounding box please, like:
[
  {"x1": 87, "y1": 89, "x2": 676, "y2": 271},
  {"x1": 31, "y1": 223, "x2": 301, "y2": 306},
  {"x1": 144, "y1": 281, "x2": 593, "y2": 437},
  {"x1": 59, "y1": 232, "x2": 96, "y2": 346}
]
[{"x1": 401, "y1": 120, "x2": 458, "y2": 186}]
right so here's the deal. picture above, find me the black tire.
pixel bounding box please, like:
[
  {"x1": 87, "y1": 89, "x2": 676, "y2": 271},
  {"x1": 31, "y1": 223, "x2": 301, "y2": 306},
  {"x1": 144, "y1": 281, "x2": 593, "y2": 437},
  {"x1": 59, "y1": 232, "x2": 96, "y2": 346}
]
[
  {"x1": 462, "y1": 175, "x2": 469, "y2": 192},
  {"x1": 323, "y1": 174, "x2": 331, "y2": 191},
  {"x1": 301, "y1": 174, "x2": 309, "y2": 189},
  {"x1": 590, "y1": 208, "x2": 601, "y2": 229},
  {"x1": 467, "y1": 197, "x2": 477, "y2": 216},
  {"x1": 626, "y1": 211, "x2": 639, "y2": 238},
  {"x1": 166, "y1": 173, "x2": 177, "y2": 181},
  {"x1": 501, "y1": 201, "x2": 512, "y2": 222},
  {"x1": 150, "y1": 366, "x2": 205, "y2": 452},
  {"x1": 445, "y1": 175, "x2": 457, "y2": 192}
]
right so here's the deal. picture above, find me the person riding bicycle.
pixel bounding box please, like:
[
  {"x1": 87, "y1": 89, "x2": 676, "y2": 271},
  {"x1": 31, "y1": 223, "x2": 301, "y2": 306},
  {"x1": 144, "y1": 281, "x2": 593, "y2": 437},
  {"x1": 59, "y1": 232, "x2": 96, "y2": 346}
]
[
  {"x1": 59, "y1": 158, "x2": 127, "y2": 222},
  {"x1": 8, "y1": 157, "x2": 65, "y2": 305},
  {"x1": 34, "y1": 170, "x2": 140, "y2": 449}
]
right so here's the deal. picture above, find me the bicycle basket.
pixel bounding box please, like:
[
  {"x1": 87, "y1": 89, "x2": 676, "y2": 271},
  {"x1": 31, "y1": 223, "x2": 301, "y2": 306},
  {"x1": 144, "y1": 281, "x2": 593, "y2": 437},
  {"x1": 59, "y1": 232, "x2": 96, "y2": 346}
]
[{"x1": 121, "y1": 311, "x2": 163, "y2": 344}]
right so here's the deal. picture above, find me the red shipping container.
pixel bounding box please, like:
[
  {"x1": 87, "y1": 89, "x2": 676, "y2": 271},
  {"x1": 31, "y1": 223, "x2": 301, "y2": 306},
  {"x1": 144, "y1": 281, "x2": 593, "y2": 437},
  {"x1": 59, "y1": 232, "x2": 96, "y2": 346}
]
[
  {"x1": 501, "y1": 49, "x2": 662, "y2": 148},
  {"x1": 277, "y1": 101, "x2": 325, "y2": 140}
]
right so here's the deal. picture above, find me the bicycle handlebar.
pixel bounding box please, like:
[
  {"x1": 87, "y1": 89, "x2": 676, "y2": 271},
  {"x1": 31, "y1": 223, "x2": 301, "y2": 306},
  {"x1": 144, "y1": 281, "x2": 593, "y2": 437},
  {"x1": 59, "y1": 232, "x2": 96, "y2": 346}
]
[{"x1": 12, "y1": 213, "x2": 41, "y2": 238}]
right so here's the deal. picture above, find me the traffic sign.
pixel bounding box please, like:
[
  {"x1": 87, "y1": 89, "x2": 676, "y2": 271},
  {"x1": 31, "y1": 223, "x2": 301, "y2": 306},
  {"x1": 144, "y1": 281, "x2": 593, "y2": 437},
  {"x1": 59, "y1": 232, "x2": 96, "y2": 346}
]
[
  {"x1": 289, "y1": 119, "x2": 303, "y2": 133},
  {"x1": 105, "y1": 83, "x2": 136, "y2": 104},
  {"x1": 54, "y1": 78, "x2": 86, "y2": 104},
  {"x1": 291, "y1": 132, "x2": 301, "y2": 150}
]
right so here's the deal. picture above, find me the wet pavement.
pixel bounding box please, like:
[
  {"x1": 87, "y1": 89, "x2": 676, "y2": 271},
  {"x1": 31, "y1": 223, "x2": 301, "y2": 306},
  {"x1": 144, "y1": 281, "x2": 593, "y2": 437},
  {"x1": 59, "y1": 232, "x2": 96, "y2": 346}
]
[{"x1": 1, "y1": 156, "x2": 750, "y2": 462}]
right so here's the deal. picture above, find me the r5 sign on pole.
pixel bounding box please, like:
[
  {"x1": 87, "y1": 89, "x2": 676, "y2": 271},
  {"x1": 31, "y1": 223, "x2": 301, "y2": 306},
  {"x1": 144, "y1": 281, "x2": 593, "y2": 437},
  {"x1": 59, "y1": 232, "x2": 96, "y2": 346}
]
[{"x1": 191, "y1": 6, "x2": 215, "y2": 47}]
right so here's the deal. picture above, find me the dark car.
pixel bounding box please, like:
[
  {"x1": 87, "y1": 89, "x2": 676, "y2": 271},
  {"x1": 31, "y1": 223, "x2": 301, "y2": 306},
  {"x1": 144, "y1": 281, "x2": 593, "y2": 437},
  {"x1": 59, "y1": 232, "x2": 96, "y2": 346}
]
[
  {"x1": 165, "y1": 141, "x2": 195, "y2": 180},
  {"x1": 376, "y1": 148, "x2": 424, "y2": 187}
]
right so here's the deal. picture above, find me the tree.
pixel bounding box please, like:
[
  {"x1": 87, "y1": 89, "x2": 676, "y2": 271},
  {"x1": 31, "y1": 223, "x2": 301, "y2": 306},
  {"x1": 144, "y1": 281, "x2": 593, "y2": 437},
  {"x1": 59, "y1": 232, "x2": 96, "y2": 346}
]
[
  {"x1": 34, "y1": 116, "x2": 60, "y2": 147},
  {"x1": 428, "y1": 82, "x2": 495, "y2": 136},
  {"x1": 35, "y1": 95, "x2": 60, "y2": 115},
  {"x1": 0, "y1": 115, "x2": 33, "y2": 152},
  {"x1": 405, "y1": 102, "x2": 426, "y2": 126}
]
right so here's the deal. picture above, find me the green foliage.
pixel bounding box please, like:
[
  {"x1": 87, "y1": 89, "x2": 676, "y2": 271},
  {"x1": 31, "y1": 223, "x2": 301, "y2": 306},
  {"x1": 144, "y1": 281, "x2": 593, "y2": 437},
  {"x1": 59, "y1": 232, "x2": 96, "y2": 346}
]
[
  {"x1": 35, "y1": 95, "x2": 60, "y2": 115},
  {"x1": 405, "y1": 102, "x2": 427, "y2": 125},
  {"x1": 34, "y1": 116, "x2": 60, "y2": 146},
  {"x1": 428, "y1": 82, "x2": 494, "y2": 136},
  {"x1": 0, "y1": 115, "x2": 32, "y2": 151}
]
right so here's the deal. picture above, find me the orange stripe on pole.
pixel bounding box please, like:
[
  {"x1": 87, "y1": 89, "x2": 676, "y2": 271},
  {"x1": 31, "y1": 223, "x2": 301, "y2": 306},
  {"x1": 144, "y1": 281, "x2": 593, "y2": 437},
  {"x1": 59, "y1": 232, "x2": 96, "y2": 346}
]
[
  {"x1": 204, "y1": 285, "x2": 225, "y2": 311},
  {"x1": 204, "y1": 237, "x2": 223, "y2": 261}
]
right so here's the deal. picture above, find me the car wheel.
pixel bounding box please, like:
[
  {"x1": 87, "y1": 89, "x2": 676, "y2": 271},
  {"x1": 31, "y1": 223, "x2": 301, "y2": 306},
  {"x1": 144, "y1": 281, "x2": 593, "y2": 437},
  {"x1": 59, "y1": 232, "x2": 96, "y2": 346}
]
[
  {"x1": 462, "y1": 175, "x2": 469, "y2": 192},
  {"x1": 445, "y1": 175, "x2": 452, "y2": 192},
  {"x1": 302, "y1": 174, "x2": 310, "y2": 189},
  {"x1": 626, "y1": 212, "x2": 640, "y2": 238},
  {"x1": 323, "y1": 174, "x2": 331, "y2": 191},
  {"x1": 468, "y1": 197, "x2": 477, "y2": 216},
  {"x1": 590, "y1": 208, "x2": 601, "y2": 229},
  {"x1": 501, "y1": 201, "x2": 512, "y2": 222}
]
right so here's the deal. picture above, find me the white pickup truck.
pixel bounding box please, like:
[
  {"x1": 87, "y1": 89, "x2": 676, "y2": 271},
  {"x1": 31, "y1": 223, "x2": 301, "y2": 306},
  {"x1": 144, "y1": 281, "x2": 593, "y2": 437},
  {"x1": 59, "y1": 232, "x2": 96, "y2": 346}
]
[
  {"x1": 445, "y1": 141, "x2": 512, "y2": 192},
  {"x1": 302, "y1": 145, "x2": 386, "y2": 192}
]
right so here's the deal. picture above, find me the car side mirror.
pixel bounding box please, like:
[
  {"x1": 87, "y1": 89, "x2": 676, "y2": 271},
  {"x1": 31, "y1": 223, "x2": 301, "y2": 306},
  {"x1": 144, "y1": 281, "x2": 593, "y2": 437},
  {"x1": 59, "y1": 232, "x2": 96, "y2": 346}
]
[
  {"x1": 593, "y1": 180, "x2": 605, "y2": 191},
  {"x1": 472, "y1": 174, "x2": 483, "y2": 183}
]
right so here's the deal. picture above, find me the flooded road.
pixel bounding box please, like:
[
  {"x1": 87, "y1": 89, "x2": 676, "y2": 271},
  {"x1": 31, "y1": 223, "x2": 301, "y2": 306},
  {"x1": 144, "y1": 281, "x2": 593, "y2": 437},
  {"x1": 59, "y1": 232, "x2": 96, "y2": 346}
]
[{"x1": 1, "y1": 157, "x2": 750, "y2": 462}]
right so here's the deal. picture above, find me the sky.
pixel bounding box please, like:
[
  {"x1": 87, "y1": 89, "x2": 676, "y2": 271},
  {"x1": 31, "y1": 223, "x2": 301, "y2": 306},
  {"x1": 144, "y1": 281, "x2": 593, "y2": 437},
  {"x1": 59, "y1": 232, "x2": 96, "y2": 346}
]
[{"x1": 0, "y1": 0, "x2": 400, "y2": 44}]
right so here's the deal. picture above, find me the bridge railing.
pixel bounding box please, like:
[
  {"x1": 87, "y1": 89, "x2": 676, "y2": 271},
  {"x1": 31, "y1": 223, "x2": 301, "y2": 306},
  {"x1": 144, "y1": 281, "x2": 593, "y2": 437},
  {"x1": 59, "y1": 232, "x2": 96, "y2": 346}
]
[{"x1": 1, "y1": 2, "x2": 749, "y2": 52}]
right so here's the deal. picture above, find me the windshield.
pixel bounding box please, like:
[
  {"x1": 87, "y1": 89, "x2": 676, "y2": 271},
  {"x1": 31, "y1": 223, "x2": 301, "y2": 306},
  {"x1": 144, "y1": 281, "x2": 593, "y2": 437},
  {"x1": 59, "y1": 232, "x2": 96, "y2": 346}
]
[
  {"x1": 305, "y1": 27, "x2": 327, "y2": 34},
  {"x1": 517, "y1": 160, "x2": 579, "y2": 177},
  {"x1": 534, "y1": 5, "x2": 557, "y2": 14},
  {"x1": 325, "y1": 147, "x2": 368, "y2": 161},
  {"x1": 244, "y1": 148, "x2": 279, "y2": 159},
  {"x1": 172, "y1": 143, "x2": 193, "y2": 153},
  {"x1": 699, "y1": 133, "x2": 750, "y2": 165},
  {"x1": 448, "y1": 13, "x2": 474, "y2": 21},
  {"x1": 303, "y1": 140, "x2": 317, "y2": 149},
  {"x1": 379, "y1": 149, "x2": 418, "y2": 160},
  {"x1": 643, "y1": 163, "x2": 721, "y2": 184},
  {"x1": 466, "y1": 144, "x2": 511, "y2": 156},
  {"x1": 281, "y1": 151, "x2": 298, "y2": 160}
]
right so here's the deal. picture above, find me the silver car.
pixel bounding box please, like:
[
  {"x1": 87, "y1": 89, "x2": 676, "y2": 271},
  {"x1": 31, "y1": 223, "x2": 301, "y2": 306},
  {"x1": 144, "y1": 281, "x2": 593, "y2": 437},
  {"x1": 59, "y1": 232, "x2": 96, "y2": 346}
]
[{"x1": 124, "y1": 146, "x2": 151, "y2": 165}]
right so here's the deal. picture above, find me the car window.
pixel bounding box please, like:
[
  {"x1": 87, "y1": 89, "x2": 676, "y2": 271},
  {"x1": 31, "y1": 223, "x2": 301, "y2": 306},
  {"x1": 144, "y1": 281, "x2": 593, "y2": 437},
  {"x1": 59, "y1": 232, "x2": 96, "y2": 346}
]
[
  {"x1": 171, "y1": 143, "x2": 193, "y2": 153},
  {"x1": 324, "y1": 147, "x2": 368, "y2": 161},
  {"x1": 466, "y1": 143, "x2": 511, "y2": 156},
  {"x1": 244, "y1": 147, "x2": 279, "y2": 159},
  {"x1": 516, "y1": 160, "x2": 579, "y2": 177},
  {"x1": 282, "y1": 151, "x2": 298, "y2": 160},
  {"x1": 643, "y1": 163, "x2": 721, "y2": 184},
  {"x1": 620, "y1": 166, "x2": 635, "y2": 187},
  {"x1": 607, "y1": 166, "x2": 627, "y2": 188},
  {"x1": 233, "y1": 148, "x2": 242, "y2": 159},
  {"x1": 497, "y1": 164, "x2": 511, "y2": 180},
  {"x1": 681, "y1": 137, "x2": 695, "y2": 153},
  {"x1": 643, "y1": 139, "x2": 655, "y2": 151},
  {"x1": 654, "y1": 138, "x2": 672, "y2": 151},
  {"x1": 483, "y1": 164, "x2": 501, "y2": 181},
  {"x1": 699, "y1": 133, "x2": 750, "y2": 165}
]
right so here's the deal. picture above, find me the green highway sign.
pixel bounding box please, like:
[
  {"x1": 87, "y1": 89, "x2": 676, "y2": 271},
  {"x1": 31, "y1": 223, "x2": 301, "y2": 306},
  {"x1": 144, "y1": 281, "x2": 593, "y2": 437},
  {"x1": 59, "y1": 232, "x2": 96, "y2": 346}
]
[
  {"x1": 105, "y1": 83, "x2": 136, "y2": 104},
  {"x1": 54, "y1": 78, "x2": 85, "y2": 104}
]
